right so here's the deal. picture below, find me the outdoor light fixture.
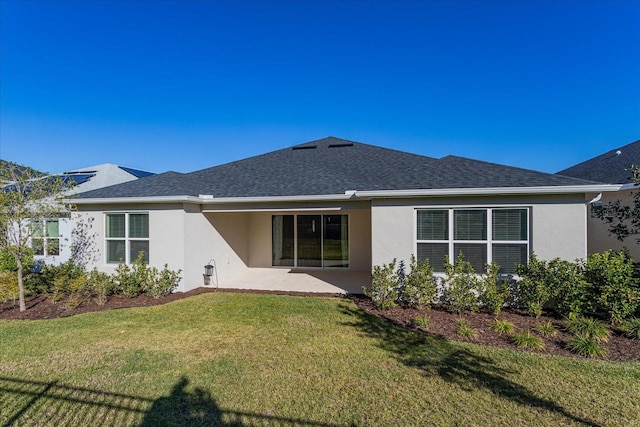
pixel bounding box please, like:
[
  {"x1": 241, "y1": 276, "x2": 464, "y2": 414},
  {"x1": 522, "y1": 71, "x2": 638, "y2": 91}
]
[
  {"x1": 203, "y1": 259, "x2": 218, "y2": 287},
  {"x1": 204, "y1": 263, "x2": 214, "y2": 277}
]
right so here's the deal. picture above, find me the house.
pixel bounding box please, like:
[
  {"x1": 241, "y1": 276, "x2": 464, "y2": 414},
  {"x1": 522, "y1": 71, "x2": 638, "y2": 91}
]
[
  {"x1": 558, "y1": 139, "x2": 640, "y2": 260},
  {"x1": 30, "y1": 164, "x2": 155, "y2": 264},
  {"x1": 70, "y1": 137, "x2": 619, "y2": 294}
]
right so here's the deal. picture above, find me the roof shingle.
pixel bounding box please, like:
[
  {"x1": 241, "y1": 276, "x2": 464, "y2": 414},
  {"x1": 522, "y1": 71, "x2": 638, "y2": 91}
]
[{"x1": 74, "y1": 137, "x2": 600, "y2": 199}]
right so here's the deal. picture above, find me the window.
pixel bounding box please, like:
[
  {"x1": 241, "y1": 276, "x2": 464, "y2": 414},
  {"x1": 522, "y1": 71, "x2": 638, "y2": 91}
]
[
  {"x1": 272, "y1": 214, "x2": 349, "y2": 268},
  {"x1": 32, "y1": 219, "x2": 60, "y2": 256},
  {"x1": 106, "y1": 213, "x2": 149, "y2": 264},
  {"x1": 416, "y1": 208, "x2": 529, "y2": 274}
]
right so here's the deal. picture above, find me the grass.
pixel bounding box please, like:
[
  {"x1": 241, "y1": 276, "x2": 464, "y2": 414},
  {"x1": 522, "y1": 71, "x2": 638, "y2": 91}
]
[
  {"x1": 491, "y1": 318, "x2": 515, "y2": 335},
  {"x1": 412, "y1": 315, "x2": 430, "y2": 329},
  {"x1": 622, "y1": 317, "x2": 640, "y2": 339},
  {"x1": 456, "y1": 318, "x2": 476, "y2": 339},
  {"x1": 535, "y1": 320, "x2": 558, "y2": 337},
  {"x1": 0, "y1": 293, "x2": 639, "y2": 426},
  {"x1": 565, "y1": 316, "x2": 611, "y2": 342},
  {"x1": 568, "y1": 335, "x2": 608, "y2": 359},
  {"x1": 511, "y1": 330, "x2": 545, "y2": 350}
]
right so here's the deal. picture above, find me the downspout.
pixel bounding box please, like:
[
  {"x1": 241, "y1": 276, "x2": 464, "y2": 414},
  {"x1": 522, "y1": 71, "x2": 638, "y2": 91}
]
[{"x1": 584, "y1": 193, "x2": 603, "y2": 259}]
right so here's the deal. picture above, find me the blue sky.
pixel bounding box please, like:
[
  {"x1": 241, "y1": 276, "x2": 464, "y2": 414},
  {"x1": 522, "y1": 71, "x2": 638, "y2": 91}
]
[{"x1": 1, "y1": 0, "x2": 638, "y2": 175}]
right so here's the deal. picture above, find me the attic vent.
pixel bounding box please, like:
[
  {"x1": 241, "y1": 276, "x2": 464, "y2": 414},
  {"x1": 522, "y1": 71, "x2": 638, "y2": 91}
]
[
  {"x1": 328, "y1": 143, "x2": 354, "y2": 148},
  {"x1": 292, "y1": 145, "x2": 317, "y2": 150}
]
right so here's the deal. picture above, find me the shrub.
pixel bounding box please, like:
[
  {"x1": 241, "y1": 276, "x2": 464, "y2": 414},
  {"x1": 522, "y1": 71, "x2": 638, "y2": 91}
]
[
  {"x1": 0, "y1": 246, "x2": 34, "y2": 272},
  {"x1": 87, "y1": 268, "x2": 114, "y2": 305},
  {"x1": 565, "y1": 315, "x2": 611, "y2": 343},
  {"x1": 490, "y1": 318, "x2": 515, "y2": 336},
  {"x1": 365, "y1": 259, "x2": 398, "y2": 310},
  {"x1": 621, "y1": 317, "x2": 640, "y2": 339},
  {"x1": 442, "y1": 253, "x2": 480, "y2": 314},
  {"x1": 479, "y1": 263, "x2": 510, "y2": 315},
  {"x1": 0, "y1": 271, "x2": 19, "y2": 303},
  {"x1": 113, "y1": 253, "x2": 150, "y2": 298},
  {"x1": 456, "y1": 318, "x2": 476, "y2": 339},
  {"x1": 568, "y1": 335, "x2": 607, "y2": 358},
  {"x1": 413, "y1": 315, "x2": 430, "y2": 329},
  {"x1": 400, "y1": 255, "x2": 438, "y2": 309},
  {"x1": 145, "y1": 265, "x2": 182, "y2": 299},
  {"x1": 511, "y1": 330, "x2": 544, "y2": 350},
  {"x1": 46, "y1": 260, "x2": 88, "y2": 304},
  {"x1": 585, "y1": 250, "x2": 640, "y2": 324},
  {"x1": 515, "y1": 254, "x2": 552, "y2": 318},
  {"x1": 535, "y1": 320, "x2": 558, "y2": 337},
  {"x1": 547, "y1": 258, "x2": 591, "y2": 318}
]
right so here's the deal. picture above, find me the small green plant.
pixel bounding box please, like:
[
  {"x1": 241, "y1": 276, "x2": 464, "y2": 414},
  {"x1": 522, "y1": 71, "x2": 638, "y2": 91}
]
[
  {"x1": 0, "y1": 271, "x2": 19, "y2": 303},
  {"x1": 479, "y1": 263, "x2": 510, "y2": 315},
  {"x1": 365, "y1": 259, "x2": 399, "y2": 310},
  {"x1": 456, "y1": 318, "x2": 476, "y2": 338},
  {"x1": 565, "y1": 315, "x2": 611, "y2": 342},
  {"x1": 401, "y1": 255, "x2": 438, "y2": 309},
  {"x1": 413, "y1": 315, "x2": 430, "y2": 329},
  {"x1": 490, "y1": 318, "x2": 515, "y2": 336},
  {"x1": 511, "y1": 330, "x2": 544, "y2": 350},
  {"x1": 442, "y1": 253, "x2": 480, "y2": 315},
  {"x1": 568, "y1": 335, "x2": 607, "y2": 358},
  {"x1": 621, "y1": 317, "x2": 640, "y2": 339},
  {"x1": 87, "y1": 268, "x2": 114, "y2": 305},
  {"x1": 535, "y1": 320, "x2": 558, "y2": 337}
]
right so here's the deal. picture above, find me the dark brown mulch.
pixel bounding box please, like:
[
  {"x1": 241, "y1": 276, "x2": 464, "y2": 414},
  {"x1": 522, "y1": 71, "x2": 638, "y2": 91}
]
[
  {"x1": 348, "y1": 295, "x2": 640, "y2": 362},
  {"x1": 1, "y1": 289, "x2": 638, "y2": 361}
]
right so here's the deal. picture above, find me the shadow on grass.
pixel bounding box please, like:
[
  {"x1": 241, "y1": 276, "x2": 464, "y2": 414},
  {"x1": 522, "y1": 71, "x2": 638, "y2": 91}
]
[
  {"x1": 0, "y1": 375, "x2": 345, "y2": 426},
  {"x1": 340, "y1": 303, "x2": 601, "y2": 427}
]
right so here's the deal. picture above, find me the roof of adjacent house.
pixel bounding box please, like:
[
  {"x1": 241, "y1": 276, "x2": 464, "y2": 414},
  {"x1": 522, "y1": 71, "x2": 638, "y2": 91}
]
[
  {"x1": 557, "y1": 139, "x2": 640, "y2": 184},
  {"x1": 62, "y1": 163, "x2": 156, "y2": 194},
  {"x1": 73, "y1": 137, "x2": 603, "y2": 200}
]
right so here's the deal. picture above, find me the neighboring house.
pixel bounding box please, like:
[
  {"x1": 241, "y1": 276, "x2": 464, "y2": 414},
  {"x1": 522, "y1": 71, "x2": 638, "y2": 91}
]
[
  {"x1": 31, "y1": 164, "x2": 155, "y2": 265},
  {"x1": 70, "y1": 137, "x2": 619, "y2": 294},
  {"x1": 558, "y1": 139, "x2": 640, "y2": 260}
]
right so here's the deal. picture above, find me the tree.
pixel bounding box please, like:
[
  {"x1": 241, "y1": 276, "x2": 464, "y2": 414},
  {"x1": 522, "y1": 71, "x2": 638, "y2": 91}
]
[
  {"x1": 593, "y1": 165, "x2": 640, "y2": 243},
  {"x1": 0, "y1": 162, "x2": 73, "y2": 311}
]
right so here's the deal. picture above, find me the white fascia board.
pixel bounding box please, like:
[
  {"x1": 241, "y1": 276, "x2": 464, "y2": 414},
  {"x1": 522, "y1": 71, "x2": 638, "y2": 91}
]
[
  {"x1": 68, "y1": 184, "x2": 622, "y2": 206},
  {"x1": 68, "y1": 195, "x2": 203, "y2": 205},
  {"x1": 619, "y1": 183, "x2": 638, "y2": 191},
  {"x1": 69, "y1": 193, "x2": 355, "y2": 205},
  {"x1": 354, "y1": 184, "x2": 622, "y2": 198}
]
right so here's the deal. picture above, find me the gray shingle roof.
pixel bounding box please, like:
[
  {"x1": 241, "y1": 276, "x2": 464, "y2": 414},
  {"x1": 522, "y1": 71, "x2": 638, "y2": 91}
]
[
  {"x1": 557, "y1": 139, "x2": 640, "y2": 184},
  {"x1": 74, "y1": 137, "x2": 599, "y2": 199}
]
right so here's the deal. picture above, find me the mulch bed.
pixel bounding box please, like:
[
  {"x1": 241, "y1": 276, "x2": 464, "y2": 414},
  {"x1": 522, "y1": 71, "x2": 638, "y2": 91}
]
[{"x1": 1, "y1": 289, "x2": 638, "y2": 361}]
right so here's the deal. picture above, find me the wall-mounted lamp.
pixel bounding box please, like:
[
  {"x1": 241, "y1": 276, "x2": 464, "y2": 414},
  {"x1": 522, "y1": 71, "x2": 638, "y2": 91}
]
[{"x1": 203, "y1": 259, "x2": 218, "y2": 287}]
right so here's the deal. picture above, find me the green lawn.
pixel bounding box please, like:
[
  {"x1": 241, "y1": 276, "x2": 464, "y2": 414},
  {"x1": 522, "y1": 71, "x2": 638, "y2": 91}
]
[{"x1": 1, "y1": 293, "x2": 639, "y2": 426}]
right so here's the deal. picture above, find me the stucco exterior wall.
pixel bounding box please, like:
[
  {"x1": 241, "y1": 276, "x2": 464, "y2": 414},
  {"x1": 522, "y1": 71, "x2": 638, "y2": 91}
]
[
  {"x1": 587, "y1": 190, "x2": 640, "y2": 261},
  {"x1": 371, "y1": 194, "x2": 589, "y2": 269},
  {"x1": 75, "y1": 201, "x2": 372, "y2": 293}
]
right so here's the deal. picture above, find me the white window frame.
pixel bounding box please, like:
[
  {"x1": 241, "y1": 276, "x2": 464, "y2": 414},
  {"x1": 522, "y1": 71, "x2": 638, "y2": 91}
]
[
  {"x1": 271, "y1": 213, "x2": 350, "y2": 269},
  {"x1": 31, "y1": 219, "x2": 61, "y2": 257},
  {"x1": 104, "y1": 212, "x2": 150, "y2": 264},
  {"x1": 415, "y1": 207, "x2": 530, "y2": 273}
]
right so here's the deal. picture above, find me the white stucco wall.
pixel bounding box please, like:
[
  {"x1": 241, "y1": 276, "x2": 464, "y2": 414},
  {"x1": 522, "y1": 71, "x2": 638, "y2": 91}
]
[
  {"x1": 74, "y1": 201, "x2": 372, "y2": 293},
  {"x1": 371, "y1": 194, "x2": 590, "y2": 269},
  {"x1": 587, "y1": 189, "x2": 640, "y2": 261}
]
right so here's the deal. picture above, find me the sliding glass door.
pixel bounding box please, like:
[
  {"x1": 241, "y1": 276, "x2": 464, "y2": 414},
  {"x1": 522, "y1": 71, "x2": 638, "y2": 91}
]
[{"x1": 272, "y1": 214, "x2": 349, "y2": 268}]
